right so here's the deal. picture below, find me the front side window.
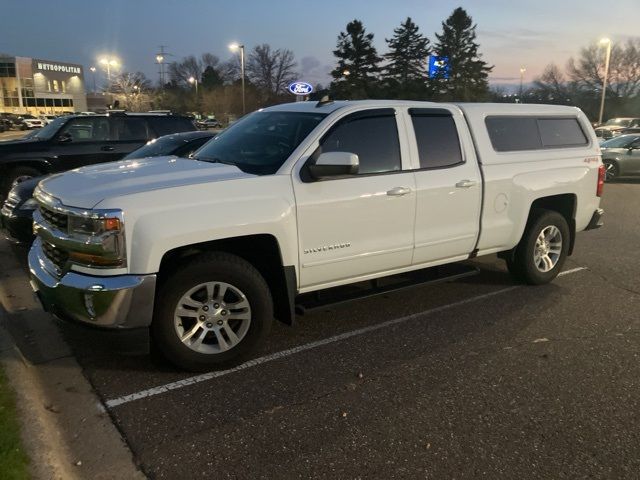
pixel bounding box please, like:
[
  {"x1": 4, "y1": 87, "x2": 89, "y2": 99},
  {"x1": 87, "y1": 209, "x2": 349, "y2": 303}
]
[
  {"x1": 193, "y1": 111, "x2": 326, "y2": 175},
  {"x1": 148, "y1": 117, "x2": 195, "y2": 136},
  {"x1": 316, "y1": 111, "x2": 401, "y2": 175},
  {"x1": 59, "y1": 117, "x2": 111, "y2": 142},
  {"x1": 411, "y1": 114, "x2": 463, "y2": 169}
]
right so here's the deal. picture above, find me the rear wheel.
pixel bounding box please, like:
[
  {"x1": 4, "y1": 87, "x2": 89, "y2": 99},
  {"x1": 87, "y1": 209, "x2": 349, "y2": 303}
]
[
  {"x1": 507, "y1": 209, "x2": 570, "y2": 285},
  {"x1": 151, "y1": 252, "x2": 273, "y2": 371},
  {"x1": 603, "y1": 160, "x2": 619, "y2": 182}
]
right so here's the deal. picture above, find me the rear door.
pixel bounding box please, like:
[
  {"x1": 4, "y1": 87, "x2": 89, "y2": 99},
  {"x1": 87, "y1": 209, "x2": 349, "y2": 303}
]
[
  {"x1": 108, "y1": 117, "x2": 152, "y2": 158},
  {"x1": 404, "y1": 107, "x2": 482, "y2": 265}
]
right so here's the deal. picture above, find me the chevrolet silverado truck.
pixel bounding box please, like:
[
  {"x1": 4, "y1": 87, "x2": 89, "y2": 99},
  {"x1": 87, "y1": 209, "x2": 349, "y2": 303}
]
[{"x1": 28, "y1": 100, "x2": 605, "y2": 371}]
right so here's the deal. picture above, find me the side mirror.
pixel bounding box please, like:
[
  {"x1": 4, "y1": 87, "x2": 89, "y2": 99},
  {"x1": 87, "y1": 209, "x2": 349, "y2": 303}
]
[
  {"x1": 308, "y1": 152, "x2": 359, "y2": 180},
  {"x1": 57, "y1": 132, "x2": 72, "y2": 143}
]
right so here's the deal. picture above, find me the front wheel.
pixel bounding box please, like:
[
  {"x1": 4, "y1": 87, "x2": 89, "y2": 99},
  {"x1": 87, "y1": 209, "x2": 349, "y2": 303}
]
[
  {"x1": 151, "y1": 252, "x2": 273, "y2": 371},
  {"x1": 507, "y1": 209, "x2": 570, "y2": 285}
]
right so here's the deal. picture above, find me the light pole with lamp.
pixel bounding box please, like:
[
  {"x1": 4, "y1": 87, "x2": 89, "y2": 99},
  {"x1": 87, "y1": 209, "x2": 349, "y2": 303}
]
[
  {"x1": 89, "y1": 66, "x2": 97, "y2": 93},
  {"x1": 598, "y1": 38, "x2": 612, "y2": 125},
  {"x1": 156, "y1": 54, "x2": 165, "y2": 87},
  {"x1": 519, "y1": 66, "x2": 526, "y2": 100},
  {"x1": 229, "y1": 43, "x2": 245, "y2": 114},
  {"x1": 99, "y1": 57, "x2": 119, "y2": 92},
  {"x1": 188, "y1": 76, "x2": 198, "y2": 95}
]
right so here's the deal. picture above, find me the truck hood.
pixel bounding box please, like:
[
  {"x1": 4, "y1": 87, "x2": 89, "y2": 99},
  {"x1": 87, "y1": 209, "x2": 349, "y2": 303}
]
[{"x1": 38, "y1": 156, "x2": 254, "y2": 208}]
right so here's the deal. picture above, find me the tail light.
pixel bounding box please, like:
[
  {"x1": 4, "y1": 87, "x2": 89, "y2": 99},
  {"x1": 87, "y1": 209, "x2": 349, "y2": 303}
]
[{"x1": 597, "y1": 164, "x2": 605, "y2": 197}]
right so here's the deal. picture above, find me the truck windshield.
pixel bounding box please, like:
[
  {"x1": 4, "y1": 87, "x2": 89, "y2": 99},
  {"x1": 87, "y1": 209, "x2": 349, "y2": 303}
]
[
  {"x1": 192, "y1": 111, "x2": 327, "y2": 175},
  {"x1": 32, "y1": 116, "x2": 68, "y2": 139}
]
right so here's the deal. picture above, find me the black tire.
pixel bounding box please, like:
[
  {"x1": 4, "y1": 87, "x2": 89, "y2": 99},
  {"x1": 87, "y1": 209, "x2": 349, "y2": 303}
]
[
  {"x1": 507, "y1": 209, "x2": 570, "y2": 285},
  {"x1": 151, "y1": 252, "x2": 273, "y2": 371},
  {"x1": 1, "y1": 166, "x2": 42, "y2": 200},
  {"x1": 603, "y1": 160, "x2": 619, "y2": 182}
]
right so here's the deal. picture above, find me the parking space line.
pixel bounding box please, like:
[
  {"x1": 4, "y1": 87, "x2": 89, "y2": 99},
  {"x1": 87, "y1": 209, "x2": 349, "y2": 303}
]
[{"x1": 104, "y1": 266, "x2": 587, "y2": 409}]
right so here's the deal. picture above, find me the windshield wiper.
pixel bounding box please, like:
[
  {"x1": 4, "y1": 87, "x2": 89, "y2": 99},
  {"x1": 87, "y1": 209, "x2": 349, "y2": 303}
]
[{"x1": 193, "y1": 155, "x2": 235, "y2": 166}]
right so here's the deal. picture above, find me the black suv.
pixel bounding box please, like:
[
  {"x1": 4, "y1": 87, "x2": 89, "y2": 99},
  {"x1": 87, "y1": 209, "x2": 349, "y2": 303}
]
[{"x1": 0, "y1": 112, "x2": 196, "y2": 199}]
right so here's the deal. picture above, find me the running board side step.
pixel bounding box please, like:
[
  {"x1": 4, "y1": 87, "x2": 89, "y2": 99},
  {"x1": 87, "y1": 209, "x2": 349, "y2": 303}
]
[{"x1": 295, "y1": 263, "x2": 480, "y2": 315}]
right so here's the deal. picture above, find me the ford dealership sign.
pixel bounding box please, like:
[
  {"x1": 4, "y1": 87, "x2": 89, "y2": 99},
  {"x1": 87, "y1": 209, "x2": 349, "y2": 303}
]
[{"x1": 288, "y1": 82, "x2": 313, "y2": 96}]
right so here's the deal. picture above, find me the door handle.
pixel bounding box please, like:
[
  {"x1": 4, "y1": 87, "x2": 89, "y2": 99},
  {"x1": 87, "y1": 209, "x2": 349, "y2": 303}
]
[
  {"x1": 100, "y1": 146, "x2": 115, "y2": 152},
  {"x1": 455, "y1": 179, "x2": 477, "y2": 188},
  {"x1": 386, "y1": 186, "x2": 412, "y2": 196}
]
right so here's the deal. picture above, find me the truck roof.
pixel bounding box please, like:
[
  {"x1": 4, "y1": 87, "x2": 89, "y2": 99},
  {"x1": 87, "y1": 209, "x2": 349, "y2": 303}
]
[{"x1": 264, "y1": 100, "x2": 585, "y2": 117}]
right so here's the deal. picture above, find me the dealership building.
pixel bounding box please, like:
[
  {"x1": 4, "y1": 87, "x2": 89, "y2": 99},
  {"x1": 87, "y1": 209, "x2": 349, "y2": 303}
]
[{"x1": 0, "y1": 55, "x2": 88, "y2": 115}]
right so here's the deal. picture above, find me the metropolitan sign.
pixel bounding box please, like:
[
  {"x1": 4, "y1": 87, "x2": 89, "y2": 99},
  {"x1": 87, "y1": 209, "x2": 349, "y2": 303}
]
[{"x1": 288, "y1": 82, "x2": 313, "y2": 96}]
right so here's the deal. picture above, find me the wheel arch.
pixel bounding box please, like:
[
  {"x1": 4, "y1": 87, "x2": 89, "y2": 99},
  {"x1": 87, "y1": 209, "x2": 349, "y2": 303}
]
[
  {"x1": 528, "y1": 194, "x2": 577, "y2": 255},
  {"x1": 158, "y1": 234, "x2": 296, "y2": 326}
]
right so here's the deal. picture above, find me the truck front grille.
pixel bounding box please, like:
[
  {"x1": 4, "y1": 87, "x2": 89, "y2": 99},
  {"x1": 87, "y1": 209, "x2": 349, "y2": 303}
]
[
  {"x1": 40, "y1": 205, "x2": 68, "y2": 232},
  {"x1": 1, "y1": 194, "x2": 19, "y2": 216},
  {"x1": 42, "y1": 240, "x2": 69, "y2": 271}
]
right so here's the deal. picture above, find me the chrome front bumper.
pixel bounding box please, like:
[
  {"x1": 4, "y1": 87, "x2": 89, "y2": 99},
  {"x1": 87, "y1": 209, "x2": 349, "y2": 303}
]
[{"x1": 29, "y1": 238, "x2": 156, "y2": 328}]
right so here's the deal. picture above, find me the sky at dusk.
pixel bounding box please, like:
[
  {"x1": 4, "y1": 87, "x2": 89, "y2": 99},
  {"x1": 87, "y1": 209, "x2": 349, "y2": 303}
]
[{"x1": 1, "y1": 0, "x2": 639, "y2": 91}]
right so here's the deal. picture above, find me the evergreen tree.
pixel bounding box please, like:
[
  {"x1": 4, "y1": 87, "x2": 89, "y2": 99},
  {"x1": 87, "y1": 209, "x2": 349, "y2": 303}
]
[
  {"x1": 330, "y1": 20, "x2": 382, "y2": 99},
  {"x1": 384, "y1": 17, "x2": 431, "y2": 99},
  {"x1": 433, "y1": 7, "x2": 493, "y2": 101},
  {"x1": 201, "y1": 66, "x2": 223, "y2": 90}
]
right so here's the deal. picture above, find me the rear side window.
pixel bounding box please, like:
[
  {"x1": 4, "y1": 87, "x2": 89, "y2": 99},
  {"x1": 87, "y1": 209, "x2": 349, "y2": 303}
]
[
  {"x1": 411, "y1": 114, "x2": 463, "y2": 168},
  {"x1": 538, "y1": 118, "x2": 587, "y2": 147},
  {"x1": 318, "y1": 112, "x2": 401, "y2": 175},
  {"x1": 486, "y1": 116, "x2": 588, "y2": 152},
  {"x1": 112, "y1": 117, "x2": 149, "y2": 141},
  {"x1": 148, "y1": 117, "x2": 195, "y2": 136}
]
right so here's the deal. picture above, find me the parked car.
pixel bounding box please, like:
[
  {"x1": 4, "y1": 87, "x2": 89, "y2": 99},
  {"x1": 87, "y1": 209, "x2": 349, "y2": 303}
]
[
  {"x1": 39, "y1": 115, "x2": 58, "y2": 125},
  {"x1": 28, "y1": 101, "x2": 604, "y2": 371},
  {"x1": 16, "y1": 114, "x2": 45, "y2": 130},
  {"x1": 600, "y1": 133, "x2": 640, "y2": 181},
  {"x1": 0, "y1": 130, "x2": 215, "y2": 243},
  {"x1": 196, "y1": 118, "x2": 223, "y2": 129},
  {"x1": 0, "y1": 112, "x2": 197, "y2": 200},
  {"x1": 594, "y1": 118, "x2": 640, "y2": 139}
]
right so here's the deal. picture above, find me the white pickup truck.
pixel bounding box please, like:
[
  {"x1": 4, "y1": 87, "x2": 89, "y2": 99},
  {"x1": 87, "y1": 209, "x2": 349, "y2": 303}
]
[{"x1": 29, "y1": 100, "x2": 605, "y2": 370}]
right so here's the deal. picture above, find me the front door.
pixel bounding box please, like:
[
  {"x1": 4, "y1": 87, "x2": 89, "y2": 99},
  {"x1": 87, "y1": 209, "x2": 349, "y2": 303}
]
[
  {"x1": 293, "y1": 108, "x2": 416, "y2": 290},
  {"x1": 404, "y1": 108, "x2": 482, "y2": 265}
]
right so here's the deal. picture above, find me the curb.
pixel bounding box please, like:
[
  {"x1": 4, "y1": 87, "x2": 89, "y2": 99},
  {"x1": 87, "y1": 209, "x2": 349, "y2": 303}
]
[{"x1": 0, "y1": 240, "x2": 145, "y2": 480}]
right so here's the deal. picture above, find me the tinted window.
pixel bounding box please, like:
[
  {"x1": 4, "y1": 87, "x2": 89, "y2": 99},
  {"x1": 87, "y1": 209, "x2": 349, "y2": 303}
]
[
  {"x1": 194, "y1": 111, "x2": 326, "y2": 175},
  {"x1": 411, "y1": 115, "x2": 463, "y2": 168},
  {"x1": 59, "y1": 117, "x2": 111, "y2": 142},
  {"x1": 112, "y1": 117, "x2": 149, "y2": 141},
  {"x1": 487, "y1": 116, "x2": 589, "y2": 152},
  {"x1": 538, "y1": 118, "x2": 587, "y2": 147},
  {"x1": 148, "y1": 117, "x2": 195, "y2": 136},
  {"x1": 319, "y1": 114, "x2": 400, "y2": 175},
  {"x1": 486, "y1": 117, "x2": 542, "y2": 151},
  {"x1": 173, "y1": 136, "x2": 211, "y2": 157}
]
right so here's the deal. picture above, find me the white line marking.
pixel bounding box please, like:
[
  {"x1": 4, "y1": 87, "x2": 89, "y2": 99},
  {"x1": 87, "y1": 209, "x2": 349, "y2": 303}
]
[{"x1": 104, "y1": 266, "x2": 587, "y2": 409}]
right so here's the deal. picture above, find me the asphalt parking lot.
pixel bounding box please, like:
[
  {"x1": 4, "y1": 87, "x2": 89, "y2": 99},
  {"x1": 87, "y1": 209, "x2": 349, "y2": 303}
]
[{"x1": 5, "y1": 180, "x2": 640, "y2": 479}]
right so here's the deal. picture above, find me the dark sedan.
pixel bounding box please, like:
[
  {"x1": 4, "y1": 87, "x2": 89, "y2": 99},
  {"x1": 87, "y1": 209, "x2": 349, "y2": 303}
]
[{"x1": 0, "y1": 130, "x2": 216, "y2": 244}]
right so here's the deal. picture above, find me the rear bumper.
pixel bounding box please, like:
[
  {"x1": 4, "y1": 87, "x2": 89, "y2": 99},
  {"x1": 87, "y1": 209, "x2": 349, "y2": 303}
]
[
  {"x1": 585, "y1": 208, "x2": 604, "y2": 230},
  {"x1": 29, "y1": 238, "x2": 156, "y2": 329}
]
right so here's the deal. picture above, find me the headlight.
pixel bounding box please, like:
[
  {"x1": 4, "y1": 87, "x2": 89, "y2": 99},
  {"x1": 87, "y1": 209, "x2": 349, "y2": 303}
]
[{"x1": 68, "y1": 215, "x2": 121, "y2": 236}]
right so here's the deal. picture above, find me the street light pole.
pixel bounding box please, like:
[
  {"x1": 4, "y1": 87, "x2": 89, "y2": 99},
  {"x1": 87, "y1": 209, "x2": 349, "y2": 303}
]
[
  {"x1": 229, "y1": 43, "x2": 246, "y2": 114},
  {"x1": 519, "y1": 66, "x2": 526, "y2": 100},
  {"x1": 90, "y1": 66, "x2": 96, "y2": 93},
  {"x1": 598, "y1": 38, "x2": 612, "y2": 125},
  {"x1": 188, "y1": 76, "x2": 198, "y2": 95},
  {"x1": 99, "y1": 57, "x2": 119, "y2": 93}
]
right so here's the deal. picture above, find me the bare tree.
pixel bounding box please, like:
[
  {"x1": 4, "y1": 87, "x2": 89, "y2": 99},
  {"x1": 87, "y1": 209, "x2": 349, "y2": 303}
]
[
  {"x1": 246, "y1": 44, "x2": 297, "y2": 99},
  {"x1": 567, "y1": 39, "x2": 640, "y2": 99},
  {"x1": 110, "y1": 72, "x2": 152, "y2": 111},
  {"x1": 168, "y1": 53, "x2": 222, "y2": 87},
  {"x1": 533, "y1": 64, "x2": 573, "y2": 102}
]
